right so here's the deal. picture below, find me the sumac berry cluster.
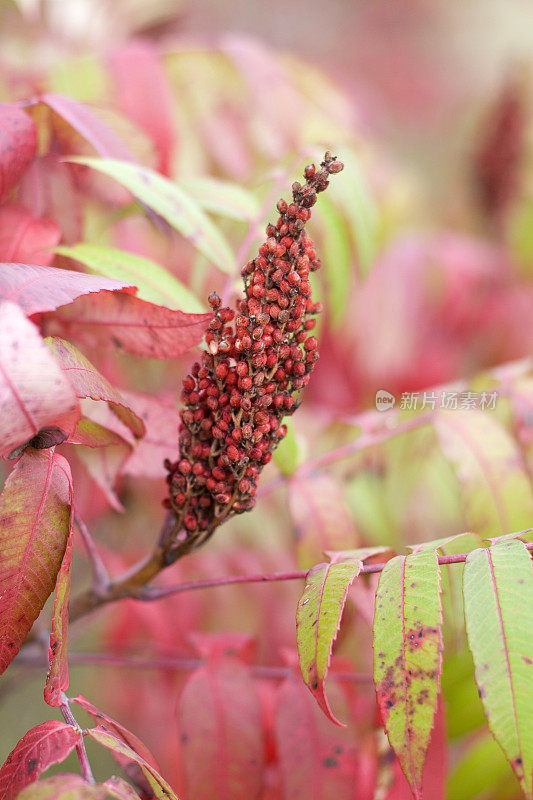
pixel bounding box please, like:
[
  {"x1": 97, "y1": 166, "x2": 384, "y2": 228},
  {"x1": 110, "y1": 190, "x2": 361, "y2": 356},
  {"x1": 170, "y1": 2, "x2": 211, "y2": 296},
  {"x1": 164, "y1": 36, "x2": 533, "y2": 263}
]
[{"x1": 164, "y1": 152, "x2": 343, "y2": 547}]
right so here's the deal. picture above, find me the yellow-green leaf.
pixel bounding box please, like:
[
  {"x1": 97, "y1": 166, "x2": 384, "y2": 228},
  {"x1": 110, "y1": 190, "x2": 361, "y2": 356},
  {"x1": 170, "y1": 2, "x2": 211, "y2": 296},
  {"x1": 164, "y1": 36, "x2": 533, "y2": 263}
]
[
  {"x1": 67, "y1": 157, "x2": 235, "y2": 274},
  {"x1": 55, "y1": 244, "x2": 204, "y2": 313},
  {"x1": 373, "y1": 549, "x2": 443, "y2": 799},
  {"x1": 463, "y1": 540, "x2": 533, "y2": 798}
]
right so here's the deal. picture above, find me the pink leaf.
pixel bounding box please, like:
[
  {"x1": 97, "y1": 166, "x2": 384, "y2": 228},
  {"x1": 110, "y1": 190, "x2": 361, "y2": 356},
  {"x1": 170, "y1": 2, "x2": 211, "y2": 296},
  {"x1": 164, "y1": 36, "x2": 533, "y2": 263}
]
[
  {"x1": 44, "y1": 514, "x2": 74, "y2": 707},
  {"x1": 0, "y1": 205, "x2": 61, "y2": 267},
  {"x1": 119, "y1": 391, "x2": 176, "y2": 479},
  {"x1": 47, "y1": 338, "x2": 145, "y2": 438},
  {"x1": 50, "y1": 291, "x2": 211, "y2": 359},
  {"x1": 0, "y1": 449, "x2": 73, "y2": 673},
  {"x1": 177, "y1": 657, "x2": 264, "y2": 800},
  {"x1": 108, "y1": 41, "x2": 175, "y2": 176},
  {"x1": 42, "y1": 94, "x2": 135, "y2": 161},
  {"x1": 385, "y1": 700, "x2": 446, "y2": 800},
  {"x1": 72, "y1": 696, "x2": 160, "y2": 771},
  {"x1": 75, "y1": 442, "x2": 131, "y2": 512},
  {"x1": 0, "y1": 721, "x2": 80, "y2": 800},
  {"x1": 0, "y1": 301, "x2": 79, "y2": 459},
  {"x1": 0, "y1": 105, "x2": 37, "y2": 202},
  {"x1": 17, "y1": 155, "x2": 83, "y2": 244},
  {"x1": 288, "y1": 472, "x2": 357, "y2": 568},
  {"x1": 0, "y1": 264, "x2": 135, "y2": 316}
]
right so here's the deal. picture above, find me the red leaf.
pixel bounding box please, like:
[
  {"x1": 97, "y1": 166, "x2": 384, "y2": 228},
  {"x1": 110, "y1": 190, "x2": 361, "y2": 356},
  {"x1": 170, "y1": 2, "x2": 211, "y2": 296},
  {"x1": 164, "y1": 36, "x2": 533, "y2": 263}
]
[
  {"x1": 0, "y1": 105, "x2": 37, "y2": 202},
  {"x1": 108, "y1": 41, "x2": 175, "y2": 176},
  {"x1": 0, "y1": 264, "x2": 135, "y2": 316},
  {"x1": 44, "y1": 517, "x2": 73, "y2": 707},
  {"x1": 42, "y1": 94, "x2": 135, "y2": 161},
  {"x1": 0, "y1": 448, "x2": 73, "y2": 673},
  {"x1": 119, "y1": 391, "x2": 176, "y2": 479},
  {"x1": 0, "y1": 721, "x2": 80, "y2": 800},
  {"x1": 71, "y1": 696, "x2": 160, "y2": 771},
  {"x1": 274, "y1": 675, "x2": 358, "y2": 800},
  {"x1": 47, "y1": 338, "x2": 145, "y2": 438},
  {"x1": 51, "y1": 291, "x2": 211, "y2": 359},
  {"x1": 0, "y1": 205, "x2": 61, "y2": 267},
  {"x1": 177, "y1": 658, "x2": 264, "y2": 800},
  {"x1": 0, "y1": 301, "x2": 79, "y2": 459}
]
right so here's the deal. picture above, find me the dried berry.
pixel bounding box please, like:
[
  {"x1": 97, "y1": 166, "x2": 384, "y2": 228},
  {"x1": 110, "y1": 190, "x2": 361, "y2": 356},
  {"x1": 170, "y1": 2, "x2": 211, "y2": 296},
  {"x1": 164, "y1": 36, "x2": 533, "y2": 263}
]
[{"x1": 165, "y1": 152, "x2": 343, "y2": 546}]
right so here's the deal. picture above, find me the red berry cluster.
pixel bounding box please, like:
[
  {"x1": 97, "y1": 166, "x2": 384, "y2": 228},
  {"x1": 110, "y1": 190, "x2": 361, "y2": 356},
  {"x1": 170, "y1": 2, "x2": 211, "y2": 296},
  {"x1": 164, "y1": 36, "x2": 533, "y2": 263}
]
[{"x1": 164, "y1": 152, "x2": 343, "y2": 549}]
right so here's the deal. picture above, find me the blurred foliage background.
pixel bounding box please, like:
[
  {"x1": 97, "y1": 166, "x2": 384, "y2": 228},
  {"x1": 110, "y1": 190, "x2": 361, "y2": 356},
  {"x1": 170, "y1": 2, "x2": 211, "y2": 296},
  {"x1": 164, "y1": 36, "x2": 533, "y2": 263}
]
[{"x1": 1, "y1": 1, "x2": 533, "y2": 798}]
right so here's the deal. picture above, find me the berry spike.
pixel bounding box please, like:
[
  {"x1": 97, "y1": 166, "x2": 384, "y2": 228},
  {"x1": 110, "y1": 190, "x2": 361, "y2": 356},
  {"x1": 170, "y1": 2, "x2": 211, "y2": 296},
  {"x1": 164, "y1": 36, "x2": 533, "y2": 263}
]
[{"x1": 164, "y1": 152, "x2": 344, "y2": 556}]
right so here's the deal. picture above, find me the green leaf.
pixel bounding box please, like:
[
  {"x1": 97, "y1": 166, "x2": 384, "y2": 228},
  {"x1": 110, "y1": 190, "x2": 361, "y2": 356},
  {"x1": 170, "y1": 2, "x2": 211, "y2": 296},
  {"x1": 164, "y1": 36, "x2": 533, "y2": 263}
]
[
  {"x1": 434, "y1": 409, "x2": 533, "y2": 539},
  {"x1": 56, "y1": 244, "x2": 204, "y2": 313},
  {"x1": 447, "y1": 730, "x2": 519, "y2": 800},
  {"x1": 373, "y1": 549, "x2": 443, "y2": 799},
  {"x1": 273, "y1": 419, "x2": 304, "y2": 477},
  {"x1": 87, "y1": 728, "x2": 178, "y2": 800},
  {"x1": 297, "y1": 547, "x2": 389, "y2": 725},
  {"x1": 67, "y1": 157, "x2": 235, "y2": 274},
  {"x1": 178, "y1": 176, "x2": 260, "y2": 221},
  {"x1": 315, "y1": 194, "x2": 352, "y2": 325},
  {"x1": 16, "y1": 775, "x2": 106, "y2": 800},
  {"x1": 328, "y1": 147, "x2": 378, "y2": 277},
  {"x1": 296, "y1": 553, "x2": 363, "y2": 726},
  {"x1": 463, "y1": 540, "x2": 533, "y2": 798}
]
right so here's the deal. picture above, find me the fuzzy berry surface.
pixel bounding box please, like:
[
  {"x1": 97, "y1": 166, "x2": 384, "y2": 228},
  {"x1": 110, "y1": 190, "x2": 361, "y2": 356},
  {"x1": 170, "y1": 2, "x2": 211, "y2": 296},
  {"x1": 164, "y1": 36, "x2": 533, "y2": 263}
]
[{"x1": 164, "y1": 152, "x2": 344, "y2": 549}]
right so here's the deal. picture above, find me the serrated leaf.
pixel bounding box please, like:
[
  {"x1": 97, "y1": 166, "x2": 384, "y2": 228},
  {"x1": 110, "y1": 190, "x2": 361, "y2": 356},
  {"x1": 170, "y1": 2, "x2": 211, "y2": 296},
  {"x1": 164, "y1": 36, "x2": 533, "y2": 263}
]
[
  {"x1": 0, "y1": 301, "x2": 80, "y2": 459},
  {"x1": 297, "y1": 551, "x2": 370, "y2": 725},
  {"x1": 87, "y1": 728, "x2": 178, "y2": 800},
  {"x1": 408, "y1": 532, "x2": 480, "y2": 555},
  {"x1": 178, "y1": 176, "x2": 260, "y2": 221},
  {"x1": 55, "y1": 244, "x2": 204, "y2": 313},
  {"x1": 46, "y1": 337, "x2": 145, "y2": 438},
  {"x1": 67, "y1": 157, "x2": 235, "y2": 274},
  {"x1": 0, "y1": 722, "x2": 80, "y2": 800},
  {"x1": 177, "y1": 658, "x2": 263, "y2": 800},
  {"x1": 0, "y1": 449, "x2": 73, "y2": 674},
  {"x1": 0, "y1": 264, "x2": 135, "y2": 316},
  {"x1": 0, "y1": 105, "x2": 37, "y2": 202},
  {"x1": 373, "y1": 550, "x2": 443, "y2": 798},
  {"x1": 50, "y1": 291, "x2": 210, "y2": 360},
  {"x1": 463, "y1": 540, "x2": 533, "y2": 798},
  {"x1": 44, "y1": 514, "x2": 73, "y2": 707},
  {"x1": 434, "y1": 409, "x2": 533, "y2": 539}
]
